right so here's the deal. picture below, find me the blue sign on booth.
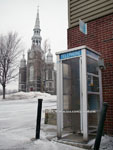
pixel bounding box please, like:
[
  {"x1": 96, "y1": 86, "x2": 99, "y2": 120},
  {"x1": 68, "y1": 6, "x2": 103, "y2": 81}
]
[{"x1": 60, "y1": 50, "x2": 81, "y2": 60}]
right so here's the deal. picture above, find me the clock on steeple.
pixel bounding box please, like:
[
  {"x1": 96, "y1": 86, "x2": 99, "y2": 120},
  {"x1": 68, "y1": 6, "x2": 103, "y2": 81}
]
[{"x1": 29, "y1": 51, "x2": 34, "y2": 59}]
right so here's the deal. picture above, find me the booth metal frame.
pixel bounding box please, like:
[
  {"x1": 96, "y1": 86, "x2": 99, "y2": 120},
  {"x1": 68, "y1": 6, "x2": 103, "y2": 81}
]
[{"x1": 56, "y1": 45, "x2": 103, "y2": 141}]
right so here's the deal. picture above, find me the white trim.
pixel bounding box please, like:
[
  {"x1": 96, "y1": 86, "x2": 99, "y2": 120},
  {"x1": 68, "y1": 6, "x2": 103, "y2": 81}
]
[
  {"x1": 82, "y1": 49, "x2": 88, "y2": 141},
  {"x1": 88, "y1": 92, "x2": 100, "y2": 95},
  {"x1": 80, "y1": 57, "x2": 83, "y2": 132},
  {"x1": 57, "y1": 56, "x2": 63, "y2": 138},
  {"x1": 87, "y1": 72, "x2": 99, "y2": 77},
  {"x1": 99, "y1": 69, "x2": 103, "y2": 110},
  {"x1": 61, "y1": 62, "x2": 63, "y2": 130}
]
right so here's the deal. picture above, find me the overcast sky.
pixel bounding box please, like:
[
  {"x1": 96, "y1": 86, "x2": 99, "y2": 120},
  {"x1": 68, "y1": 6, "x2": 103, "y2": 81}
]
[
  {"x1": 0, "y1": 0, "x2": 68, "y2": 59},
  {"x1": 0, "y1": 0, "x2": 68, "y2": 90}
]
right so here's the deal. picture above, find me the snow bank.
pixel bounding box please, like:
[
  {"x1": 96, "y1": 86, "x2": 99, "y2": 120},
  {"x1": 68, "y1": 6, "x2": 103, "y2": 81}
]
[
  {"x1": 99, "y1": 135, "x2": 113, "y2": 150},
  {"x1": 34, "y1": 139, "x2": 84, "y2": 150},
  {"x1": 88, "y1": 135, "x2": 113, "y2": 150},
  {"x1": 0, "y1": 91, "x2": 56, "y2": 101}
]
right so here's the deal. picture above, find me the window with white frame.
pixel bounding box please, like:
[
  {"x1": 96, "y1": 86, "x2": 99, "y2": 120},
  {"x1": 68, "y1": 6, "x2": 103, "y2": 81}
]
[{"x1": 29, "y1": 66, "x2": 34, "y2": 81}]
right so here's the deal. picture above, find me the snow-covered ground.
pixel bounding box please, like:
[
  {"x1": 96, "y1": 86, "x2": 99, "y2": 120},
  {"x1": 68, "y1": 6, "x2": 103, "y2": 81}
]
[
  {"x1": 0, "y1": 92, "x2": 113, "y2": 150},
  {"x1": 0, "y1": 92, "x2": 84, "y2": 150},
  {"x1": 89, "y1": 135, "x2": 113, "y2": 150}
]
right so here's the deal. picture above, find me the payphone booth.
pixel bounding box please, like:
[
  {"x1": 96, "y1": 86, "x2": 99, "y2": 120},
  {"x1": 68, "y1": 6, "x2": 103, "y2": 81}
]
[{"x1": 56, "y1": 46, "x2": 103, "y2": 141}]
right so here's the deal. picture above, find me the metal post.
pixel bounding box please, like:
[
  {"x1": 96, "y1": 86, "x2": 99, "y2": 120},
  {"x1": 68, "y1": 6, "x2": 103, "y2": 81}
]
[
  {"x1": 36, "y1": 99, "x2": 43, "y2": 139},
  {"x1": 94, "y1": 102, "x2": 108, "y2": 150}
]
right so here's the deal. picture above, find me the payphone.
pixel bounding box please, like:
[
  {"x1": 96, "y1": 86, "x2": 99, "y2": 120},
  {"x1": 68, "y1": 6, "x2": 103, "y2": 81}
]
[{"x1": 56, "y1": 46, "x2": 102, "y2": 141}]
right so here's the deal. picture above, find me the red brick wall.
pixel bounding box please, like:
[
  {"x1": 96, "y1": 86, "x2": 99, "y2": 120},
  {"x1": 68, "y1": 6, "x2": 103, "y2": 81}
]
[{"x1": 67, "y1": 14, "x2": 113, "y2": 135}]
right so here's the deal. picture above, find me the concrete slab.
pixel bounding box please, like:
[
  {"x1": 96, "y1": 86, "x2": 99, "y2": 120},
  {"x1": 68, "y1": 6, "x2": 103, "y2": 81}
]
[{"x1": 52, "y1": 133, "x2": 95, "y2": 149}]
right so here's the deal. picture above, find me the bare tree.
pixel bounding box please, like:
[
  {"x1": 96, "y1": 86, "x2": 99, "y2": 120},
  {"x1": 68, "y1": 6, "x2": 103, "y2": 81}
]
[
  {"x1": 41, "y1": 39, "x2": 50, "y2": 92},
  {"x1": 0, "y1": 32, "x2": 23, "y2": 99}
]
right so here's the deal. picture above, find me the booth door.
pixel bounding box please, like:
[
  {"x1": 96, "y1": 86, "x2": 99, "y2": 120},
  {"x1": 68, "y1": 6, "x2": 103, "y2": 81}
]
[
  {"x1": 62, "y1": 57, "x2": 81, "y2": 133},
  {"x1": 87, "y1": 57, "x2": 100, "y2": 133}
]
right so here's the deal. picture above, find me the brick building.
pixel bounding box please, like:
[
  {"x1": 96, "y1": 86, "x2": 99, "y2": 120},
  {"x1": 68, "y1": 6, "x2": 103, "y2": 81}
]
[{"x1": 67, "y1": 0, "x2": 113, "y2": 134}]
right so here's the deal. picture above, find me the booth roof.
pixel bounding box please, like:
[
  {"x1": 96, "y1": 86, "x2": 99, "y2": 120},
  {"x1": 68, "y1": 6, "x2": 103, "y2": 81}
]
[{"x1": 56, "y1": 45, "x2": 101, "y2": 56}]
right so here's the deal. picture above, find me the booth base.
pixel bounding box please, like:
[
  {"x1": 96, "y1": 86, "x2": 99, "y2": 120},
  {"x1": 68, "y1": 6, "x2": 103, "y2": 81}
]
[{"x1": 52, "y1": 133, "x2": 95, "y2": 149}]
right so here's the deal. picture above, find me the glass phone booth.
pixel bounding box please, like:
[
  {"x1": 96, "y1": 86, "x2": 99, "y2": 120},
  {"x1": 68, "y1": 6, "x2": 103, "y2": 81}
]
[{"x1": 56, "y1": 46, "x2": 102, "y2": 141}]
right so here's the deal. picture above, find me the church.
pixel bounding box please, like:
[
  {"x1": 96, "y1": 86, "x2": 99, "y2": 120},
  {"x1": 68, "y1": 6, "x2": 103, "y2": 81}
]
[{"x1": 18, "y1": 8, "x2": 56, "y2": 95}]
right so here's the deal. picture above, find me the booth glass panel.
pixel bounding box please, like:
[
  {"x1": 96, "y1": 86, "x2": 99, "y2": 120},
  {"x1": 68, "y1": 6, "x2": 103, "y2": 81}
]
[
  {"x1": 88, "y1": 94, "x2": 100, "y2": 132},
  {"x1": 87, "y1": 56, "x2": 100, "y2": 134},
  {"x1": 88, "y1": 94, "x2": 100, "y2": 110},
  {"x1": 87, "y1": 57, "x2": 99, "y2": 75},
  {"x1": 62, "y1": 57, "x2": 80, "y2": 133},
  {"x1": 87, "y1": 75, "x2": 99, "y2": 92}
]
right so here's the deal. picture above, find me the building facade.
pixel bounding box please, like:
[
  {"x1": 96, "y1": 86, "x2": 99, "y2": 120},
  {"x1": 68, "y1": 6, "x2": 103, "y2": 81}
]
[
  {"x1": 67, "y1": 0, "x2": 113, "y2": 134},
  {"x1": 18, "y1": 54, "x2": 26, "y2": 92},
  {"x1": 19, "y1": 8, "x2": 56, "y2": 94}
]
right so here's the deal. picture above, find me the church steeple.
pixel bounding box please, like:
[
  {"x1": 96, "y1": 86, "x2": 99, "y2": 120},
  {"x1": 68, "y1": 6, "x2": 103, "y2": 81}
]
[
  {"x1": 32, "y1": 6, "x2": 42, "y2": 47},
  {"x1": 20, "y1": 54, "x2": 26, "y2": 68},
  {"x1": 47, "y1": 49, "x2": 53, "y2": 63},
  {"x1": 34, "y1": 6, "x2": 40, "y2": 29}
]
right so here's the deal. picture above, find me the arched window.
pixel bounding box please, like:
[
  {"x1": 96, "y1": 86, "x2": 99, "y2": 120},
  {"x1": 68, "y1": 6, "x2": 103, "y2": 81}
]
[
  {"x1": 36, "y1": 40, "x2": 38, "y2": 44},
  {"x1": 29, "y1": 66, "x2": 34, "y2": 81},
  {"x1": 48, "y1": 70, "x2": 52, "y2": 80}
]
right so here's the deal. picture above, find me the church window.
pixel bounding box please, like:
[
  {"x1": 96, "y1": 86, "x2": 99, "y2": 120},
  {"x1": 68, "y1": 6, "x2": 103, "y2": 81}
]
[
  {"x1": 19, "y1": 73, "x2": 21, "y2": 82},
  {"x1": 36, "y1": 40, "x2": 38, "y2": 44},
  {"x1": 29, "y1": 66, "x2": 34, "y2": 81},
  {"x1": 30, "y1": 87, "x2": 33, "y2": 91},
  {"x1": 49, "y1": 82, "x2": 52, "y2": 89},
  {"x1": 21, "y1": 85, "x2": 24, "y2": 90},
  {"x1": 48, "y1": 70, "x2": 52, "y2": 80}
]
